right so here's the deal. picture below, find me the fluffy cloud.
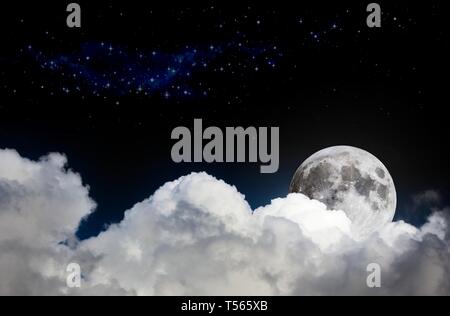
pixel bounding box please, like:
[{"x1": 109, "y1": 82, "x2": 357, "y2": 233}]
[
  {"x1": 0, "y1": 149, "x2": 95, "y2": 295},
  {"x1": 0, "y1": 149, "x2": 449, "y2": 295},
  {"x1": 413, "y1": 190, "x2": 442, "y2": 207}
]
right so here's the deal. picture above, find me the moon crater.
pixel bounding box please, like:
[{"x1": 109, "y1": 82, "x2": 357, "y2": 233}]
[{"x1": 289, "y1": 146, "x2": 396, "y2": 238}]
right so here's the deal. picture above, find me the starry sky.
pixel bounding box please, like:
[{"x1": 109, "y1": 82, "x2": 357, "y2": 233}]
[{"x1": 0, "y1": 1, "x2": 448, "y2": 238}]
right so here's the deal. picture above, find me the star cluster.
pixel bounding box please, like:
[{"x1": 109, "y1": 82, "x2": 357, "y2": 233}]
[
  {"x1": 20, "y1": 39, "x2": 283, "y2": 101},
  {"x1": 1, "y1": 2, "x2": 420, "y2": 111}
]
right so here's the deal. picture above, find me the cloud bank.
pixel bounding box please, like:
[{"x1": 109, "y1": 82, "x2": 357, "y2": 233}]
[{"x1": 0, "y1": 149, "x2": 449, "y2": 295}]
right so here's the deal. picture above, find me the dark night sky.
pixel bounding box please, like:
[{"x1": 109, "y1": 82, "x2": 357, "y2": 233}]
[{"x1": 0, "y1": 1, "x2": 448, "y2": 239}]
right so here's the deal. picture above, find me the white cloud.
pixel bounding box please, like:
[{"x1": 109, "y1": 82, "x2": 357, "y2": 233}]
[
  {"x1": 413, "y1": 190, "x2": 442, "y2": 207},
  {"x1": 0, "y1": 149, "x2": 96, "y2": 295},
  {"x1": 0, "y1": 149, "x2": 449, "y2": 295}
]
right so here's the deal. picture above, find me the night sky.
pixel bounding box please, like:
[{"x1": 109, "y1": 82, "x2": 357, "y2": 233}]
[{"x1": 0, "y1": 1, "x2": 448, "y2": 239}]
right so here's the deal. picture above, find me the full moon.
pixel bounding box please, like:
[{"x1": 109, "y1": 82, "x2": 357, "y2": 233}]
[{"x1": 289, "y1": 146, "x2": 396, "y2": 238}]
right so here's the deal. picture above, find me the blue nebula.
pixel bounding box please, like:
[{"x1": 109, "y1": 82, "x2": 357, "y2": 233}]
[{"x1": 24, "y1": 41, "x2": 283, "y2": 99}]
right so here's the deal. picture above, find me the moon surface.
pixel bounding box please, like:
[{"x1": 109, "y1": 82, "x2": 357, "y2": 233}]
[{"x1": 289, "y1": 146, "x2": 396, "y2": 238}]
